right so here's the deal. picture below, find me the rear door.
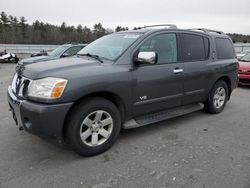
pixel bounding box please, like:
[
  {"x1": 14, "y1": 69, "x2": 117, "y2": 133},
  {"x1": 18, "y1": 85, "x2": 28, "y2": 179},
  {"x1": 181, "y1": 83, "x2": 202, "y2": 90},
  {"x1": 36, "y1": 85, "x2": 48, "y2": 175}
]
[
  {"x1": 132, "y1": 32, "x2": 184, "y2": 116},
  {"x1": 181, "y1": 33, "x2": 212, "y2": 104}
]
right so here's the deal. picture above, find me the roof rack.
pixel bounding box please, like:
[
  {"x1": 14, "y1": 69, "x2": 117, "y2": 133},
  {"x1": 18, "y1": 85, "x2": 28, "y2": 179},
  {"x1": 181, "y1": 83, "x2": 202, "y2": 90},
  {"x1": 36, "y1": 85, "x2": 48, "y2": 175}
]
[
  {"x1": 187, "y1": 28, "x2": 224, "y2": 34},
  {"x1": 135, "y1": 24, "x2": 178, "y2": 30}
]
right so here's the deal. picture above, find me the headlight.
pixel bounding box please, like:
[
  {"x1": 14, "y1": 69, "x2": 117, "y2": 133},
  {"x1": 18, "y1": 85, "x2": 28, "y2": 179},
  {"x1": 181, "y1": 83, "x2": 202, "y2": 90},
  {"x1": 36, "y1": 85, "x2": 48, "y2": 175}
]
[{"x1": 28, "y1": 77, "x2": 68, "y2": 100}]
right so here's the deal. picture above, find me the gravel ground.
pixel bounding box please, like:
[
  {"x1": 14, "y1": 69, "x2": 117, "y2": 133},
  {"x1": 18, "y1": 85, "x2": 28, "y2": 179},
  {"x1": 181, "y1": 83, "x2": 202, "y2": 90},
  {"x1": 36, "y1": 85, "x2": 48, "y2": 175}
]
[{"x1": 0, "y1": 63, "x2": 249, "y2": 188}]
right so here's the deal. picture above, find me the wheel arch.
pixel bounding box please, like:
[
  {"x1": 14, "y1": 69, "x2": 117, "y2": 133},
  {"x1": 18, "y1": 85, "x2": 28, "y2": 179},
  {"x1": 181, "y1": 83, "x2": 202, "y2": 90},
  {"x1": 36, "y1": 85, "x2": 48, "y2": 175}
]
[{"x1": 62, "y1": 91, "x2": 126, "y2": 138}]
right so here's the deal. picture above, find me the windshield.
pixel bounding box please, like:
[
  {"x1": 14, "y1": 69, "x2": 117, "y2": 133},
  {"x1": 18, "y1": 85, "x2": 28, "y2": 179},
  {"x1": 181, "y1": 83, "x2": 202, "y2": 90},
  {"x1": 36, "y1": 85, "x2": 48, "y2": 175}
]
[
  {"x1": 48, "y1": 45, "x2": 69, "y2": 57},
  {"x1": 77, "y1": 33, "x2": 142, "y2": 61},
  {"x1": 240, "y1": 53, "x2": 250, "y2": 62}
]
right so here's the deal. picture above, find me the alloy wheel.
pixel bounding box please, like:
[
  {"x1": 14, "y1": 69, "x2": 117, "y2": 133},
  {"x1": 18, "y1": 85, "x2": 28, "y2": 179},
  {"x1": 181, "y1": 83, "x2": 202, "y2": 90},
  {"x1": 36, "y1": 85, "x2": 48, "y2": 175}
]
[
  {"x1": 79, "y1": 110, "x2": 113, "y2": 147},
  {"x1": 213, "y1": 87, "x2": 226, "y2": 109}
]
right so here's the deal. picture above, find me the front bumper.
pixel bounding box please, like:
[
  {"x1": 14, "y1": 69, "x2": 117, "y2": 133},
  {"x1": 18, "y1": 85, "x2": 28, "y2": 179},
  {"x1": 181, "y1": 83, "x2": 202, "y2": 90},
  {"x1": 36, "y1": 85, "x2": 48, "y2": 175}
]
[
  {"x1": 238, "y1": 74, "x2": 250, "y2": 85},
  {"x1": 7, "y1": 86, "x2": 73, "y2": 138}
]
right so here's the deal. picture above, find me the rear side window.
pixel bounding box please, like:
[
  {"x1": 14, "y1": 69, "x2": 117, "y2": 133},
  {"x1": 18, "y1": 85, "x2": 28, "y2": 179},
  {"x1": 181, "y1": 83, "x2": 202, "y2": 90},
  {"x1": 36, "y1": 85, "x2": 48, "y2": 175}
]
[
  {"x1": 215, "y1": 38, "x2": 235, "y2": 59},
  {"x1": 182, "y1": 34, "x2": 209, "y2": 61}
]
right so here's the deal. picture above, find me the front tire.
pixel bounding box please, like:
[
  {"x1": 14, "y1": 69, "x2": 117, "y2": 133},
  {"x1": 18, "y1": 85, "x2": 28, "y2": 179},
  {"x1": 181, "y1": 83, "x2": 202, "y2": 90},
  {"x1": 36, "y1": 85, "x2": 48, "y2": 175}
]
[
  {"x1": 204, "y1": 80, "x2": 229, "y2": 114},
  {"x1": 65, "y1": 97, "x2": 121, "y2": 157}
]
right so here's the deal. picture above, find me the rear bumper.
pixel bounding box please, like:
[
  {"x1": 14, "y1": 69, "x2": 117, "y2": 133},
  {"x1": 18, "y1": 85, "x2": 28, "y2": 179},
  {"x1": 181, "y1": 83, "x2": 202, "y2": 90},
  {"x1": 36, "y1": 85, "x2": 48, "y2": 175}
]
[{"x1": 7, "y1": 86, "x2": 73, "y2": 138}]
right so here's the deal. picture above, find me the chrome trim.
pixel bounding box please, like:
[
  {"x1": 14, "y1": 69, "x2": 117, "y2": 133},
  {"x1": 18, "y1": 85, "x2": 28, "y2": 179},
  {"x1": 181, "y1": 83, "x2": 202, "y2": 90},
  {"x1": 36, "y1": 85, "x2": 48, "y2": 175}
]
[
  {"x1": 173, "y1": 69, "x2": 183, "y2": 73},
  {"x1": 11, "y1": 73, "x2": 32, "y2": 98}
]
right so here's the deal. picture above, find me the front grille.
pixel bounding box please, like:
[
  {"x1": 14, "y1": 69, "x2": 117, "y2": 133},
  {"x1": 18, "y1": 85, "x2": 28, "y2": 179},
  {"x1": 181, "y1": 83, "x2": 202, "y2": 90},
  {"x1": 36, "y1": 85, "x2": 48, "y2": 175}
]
[{"x1": 11, "y1": 73, "x2": 30, "y2": 98}]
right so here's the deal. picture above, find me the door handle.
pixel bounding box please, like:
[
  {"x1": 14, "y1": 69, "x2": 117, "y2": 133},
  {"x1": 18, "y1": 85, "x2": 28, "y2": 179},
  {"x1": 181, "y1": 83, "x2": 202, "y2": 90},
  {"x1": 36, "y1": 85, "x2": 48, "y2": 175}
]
[{"x1": 173, "y1": 68, "x2": 183, "y2": 74}]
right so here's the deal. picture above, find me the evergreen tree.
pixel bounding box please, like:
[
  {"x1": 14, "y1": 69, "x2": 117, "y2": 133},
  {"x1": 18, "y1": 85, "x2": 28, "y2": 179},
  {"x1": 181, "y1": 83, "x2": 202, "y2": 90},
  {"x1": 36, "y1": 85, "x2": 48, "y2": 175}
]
[
  {"x1": 93, "y1": 23, "x2": 106, "y2": 38},
  {"x1": 19, "y1": 16, "x2": 27, "y2": 43},
  {"x1": 115, "y1": 26, "x2": 129, "y2": 32}
]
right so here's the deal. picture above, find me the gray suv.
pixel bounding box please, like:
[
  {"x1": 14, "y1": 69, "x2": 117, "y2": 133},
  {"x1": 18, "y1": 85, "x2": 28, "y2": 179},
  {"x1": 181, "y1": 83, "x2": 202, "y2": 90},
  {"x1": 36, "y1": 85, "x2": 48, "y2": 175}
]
[{"x1": 7, "y1": 25, "x2": 238, "y2": 156}]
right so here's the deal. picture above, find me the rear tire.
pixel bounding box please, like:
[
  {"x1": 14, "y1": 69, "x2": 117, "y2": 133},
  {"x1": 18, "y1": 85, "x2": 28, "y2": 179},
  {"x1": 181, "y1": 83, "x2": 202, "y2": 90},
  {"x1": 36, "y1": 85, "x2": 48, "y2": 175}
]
[
  {"x1": 65, "y1": 97, "x2": 121, "y2": 157},
  {"x1": 204, "y1": 80, "x2": 229, "y2": 114}
]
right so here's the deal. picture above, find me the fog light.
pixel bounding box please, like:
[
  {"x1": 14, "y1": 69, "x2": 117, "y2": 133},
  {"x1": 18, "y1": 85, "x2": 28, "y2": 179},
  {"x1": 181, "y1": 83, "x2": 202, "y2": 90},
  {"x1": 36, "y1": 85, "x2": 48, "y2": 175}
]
[{"x1": 23, "y1": 118, "x2": 32, "y2": 129}]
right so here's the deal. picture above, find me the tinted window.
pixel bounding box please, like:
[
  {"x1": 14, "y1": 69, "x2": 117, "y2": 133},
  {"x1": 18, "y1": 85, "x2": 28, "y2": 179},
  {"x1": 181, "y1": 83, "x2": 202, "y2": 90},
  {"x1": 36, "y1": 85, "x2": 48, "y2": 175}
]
[
  {"x1": 215, "y1": 38, "x2": 235, "y2": 59},
  {"x1": 139, "y1": 33, "x2": 177, "y2": 64},
  {"x1": 182, "y1": 34, "x2": 208, "y2": 61}
]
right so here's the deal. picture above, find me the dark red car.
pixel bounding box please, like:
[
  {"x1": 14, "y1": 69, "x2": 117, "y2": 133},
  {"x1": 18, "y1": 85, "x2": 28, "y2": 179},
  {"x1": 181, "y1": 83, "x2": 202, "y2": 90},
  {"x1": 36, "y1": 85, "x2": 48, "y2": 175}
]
[{"x1": 238, "y1": 53, "x2": 250, "y2": 85}]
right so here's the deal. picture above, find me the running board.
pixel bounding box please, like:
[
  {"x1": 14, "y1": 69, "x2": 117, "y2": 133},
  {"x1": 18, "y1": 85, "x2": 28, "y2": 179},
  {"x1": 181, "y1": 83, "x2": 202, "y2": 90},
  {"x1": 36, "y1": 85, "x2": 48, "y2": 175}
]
[{"x1": 123, "y1": 103, "x2": 204, "y2": 129}]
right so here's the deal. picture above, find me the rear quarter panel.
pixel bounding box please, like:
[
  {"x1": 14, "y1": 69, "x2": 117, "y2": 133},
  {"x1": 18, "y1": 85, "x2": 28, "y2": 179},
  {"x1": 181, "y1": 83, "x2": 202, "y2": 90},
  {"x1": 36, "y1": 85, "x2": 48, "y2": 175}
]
[{"x1": 205, "y1": 36, "x2": 238, "y2": 97}]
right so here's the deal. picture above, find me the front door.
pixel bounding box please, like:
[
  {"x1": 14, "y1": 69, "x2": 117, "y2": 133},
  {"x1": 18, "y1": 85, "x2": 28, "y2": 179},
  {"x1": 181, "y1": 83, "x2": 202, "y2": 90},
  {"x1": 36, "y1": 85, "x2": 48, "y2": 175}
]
[{"x1": 132, "y1": 33, "x2": 184, "y2": 116}]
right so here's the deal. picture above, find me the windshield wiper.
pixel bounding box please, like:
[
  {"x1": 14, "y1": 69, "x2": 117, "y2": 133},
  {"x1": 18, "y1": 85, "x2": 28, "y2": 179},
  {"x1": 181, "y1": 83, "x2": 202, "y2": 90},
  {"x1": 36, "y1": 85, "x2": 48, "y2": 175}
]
[{"x1": 77, "y1": 53, "x2": 103, "y2": 63}]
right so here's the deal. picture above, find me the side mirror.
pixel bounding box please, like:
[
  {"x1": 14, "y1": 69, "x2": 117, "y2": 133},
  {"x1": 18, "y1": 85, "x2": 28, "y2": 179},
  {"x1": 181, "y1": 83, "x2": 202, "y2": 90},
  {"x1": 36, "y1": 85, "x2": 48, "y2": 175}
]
[
  {"x1": 61, "y1": 52, "x2": 69, "y2": 58},
  {"x1": 136, "y1": 52, "x2": 157, "y2": 64}
]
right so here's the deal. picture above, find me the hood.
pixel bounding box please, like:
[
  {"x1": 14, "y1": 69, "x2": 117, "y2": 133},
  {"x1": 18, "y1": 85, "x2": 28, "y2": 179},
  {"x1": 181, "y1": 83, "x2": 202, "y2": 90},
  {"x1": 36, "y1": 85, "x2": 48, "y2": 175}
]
[
  {"x1": 19, "y1": 55, "x2": 56, "y2": 64},
  {"x1": 239, "y1": 61, "x2": 250, "y2": 70},
  {"x1": 18, "y1": 56, "x2": 105, "y2": 79}
]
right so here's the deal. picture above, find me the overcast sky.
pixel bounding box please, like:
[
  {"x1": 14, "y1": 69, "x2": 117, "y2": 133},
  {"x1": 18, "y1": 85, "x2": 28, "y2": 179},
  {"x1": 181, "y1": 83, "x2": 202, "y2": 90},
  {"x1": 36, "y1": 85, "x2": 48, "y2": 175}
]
[{"x1": 1, "y1": 0, "x2": 249, "y2": 34}]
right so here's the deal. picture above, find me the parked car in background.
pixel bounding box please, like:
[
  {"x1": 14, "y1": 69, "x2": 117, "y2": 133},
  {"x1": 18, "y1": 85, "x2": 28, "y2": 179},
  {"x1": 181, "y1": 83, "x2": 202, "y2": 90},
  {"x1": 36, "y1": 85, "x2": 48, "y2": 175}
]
[
  {"x1": 234, "y1": 43, "x2": 250, "y2": 59},
  {"x1": 8, "y1": 25, "x2": 238, "y2": 156},
  {"x1": 16, "y1": 43, "x2": 87, "y2": 69},
  {"x1": 238, "y1": 52, "x2": 250, "y2": 85},
  {"x1": 0, "y1": 51, "x2": 19, "y2": 63},
  {"x1": 30, "y1": 50, "x2": 48, "y2": 57}
]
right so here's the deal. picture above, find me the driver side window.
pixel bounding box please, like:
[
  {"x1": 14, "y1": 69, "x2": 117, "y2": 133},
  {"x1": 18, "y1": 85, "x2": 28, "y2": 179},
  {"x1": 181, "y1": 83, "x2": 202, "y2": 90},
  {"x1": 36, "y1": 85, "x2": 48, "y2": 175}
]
[{"x1": 139, "y1": 33, "x2": 177, "y2": 64}]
